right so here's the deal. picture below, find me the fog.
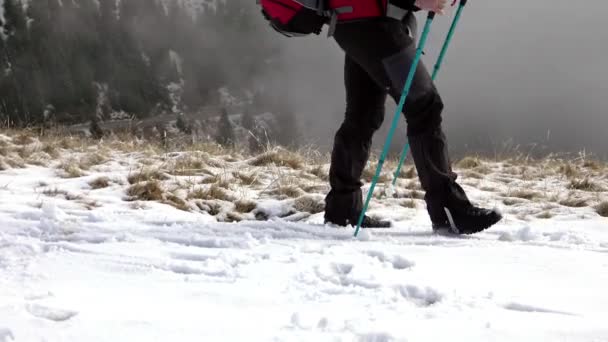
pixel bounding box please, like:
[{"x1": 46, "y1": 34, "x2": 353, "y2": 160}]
[{"x1": 270, "y1": 0, "x2": 608, "y2": 159}]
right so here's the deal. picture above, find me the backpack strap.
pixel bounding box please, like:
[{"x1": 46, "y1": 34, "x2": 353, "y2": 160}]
[{"x1": 326, "y1": 6, "x2": 353, "y2": 37}]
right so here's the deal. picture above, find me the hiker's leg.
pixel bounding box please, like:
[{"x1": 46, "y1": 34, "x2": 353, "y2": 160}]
[
  {"x1": 324, "y1": 55, "x2": 387, "y2": 225},
  {"x1": 332, "y1": 18, "x2": 469, "y2": 224}
]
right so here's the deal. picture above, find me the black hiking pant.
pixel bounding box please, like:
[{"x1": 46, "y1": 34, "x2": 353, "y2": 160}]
[{"x1": 324, "y1": 16, "x2": 471, "y2": 226}]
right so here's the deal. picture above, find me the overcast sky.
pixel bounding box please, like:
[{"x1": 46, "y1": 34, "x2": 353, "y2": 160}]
[{"x1": 271, "y1": 0, "x2": 608, "y2": 159}]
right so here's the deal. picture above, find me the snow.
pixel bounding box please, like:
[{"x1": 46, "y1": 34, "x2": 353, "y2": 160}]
[{"x1": 0, "y1": 136, "x2": 607, "y2": 341}]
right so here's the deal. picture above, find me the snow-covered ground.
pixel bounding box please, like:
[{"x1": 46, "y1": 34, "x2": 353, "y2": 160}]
[{"x1": 0, "y1": 132, "x2": 607, "y2": 341}]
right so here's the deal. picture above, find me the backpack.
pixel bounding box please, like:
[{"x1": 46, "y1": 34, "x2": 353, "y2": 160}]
[{"x1": 258, "y1": 0, "x2": 353, "y2": 37}]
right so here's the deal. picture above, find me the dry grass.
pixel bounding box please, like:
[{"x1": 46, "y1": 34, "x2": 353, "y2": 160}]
[
  {"x1": 58, "y1": 159, "x2": 86, "y2": 178},
  {"x1": 79, "y1": 199, "x2": 101, "y2": 210},
  {"x1": 503, "y1": 198, "x2": 525, "y2": 206},
  {"x1": 480, "y1": 185, "x2": 499, "y2": 193},
  {"x1": 293, "y1": 195, "x2": 324, "y2": 214},
  {"x1": 461, "y1": 170, "x2": 485, "y2": 180},
  {"x1": 505, "y1": 189, "x2": 542, "y2": 201},
  {"x1": 400, "y1": 198, "x2": 417, "y2": 209},
  {"x1": 164, "y1": 194, "x2": 190, "y2": 211},
  {"x1": 583, "y1": 159, "x2": 602, "y2": 171},
  {"x1": 309, "y1": 165, "x2": 329, "y2": 181},
  {"x1": 78, "y1": 151, "x2": 109, "y2": 170},
  {"x1": 596, "y1": 202, "x2": 608, "y2": 217},
  {"x1": 42, "y1": 188, "x2": 82, "y2": 201},
  {"x1": 225, "y1": 212, "x2": 243, "y2": 223},
  {"x1": 188, "y1": 185, "x2": 235, "y2": 202},
  {"x1": 536, "y1": 211, "x2": 554, "y2": 219},
  {"x1": 397, "y1": 166, "x2": 417, "y2": 179},
  {"x1": 568, "y1": 178, "x2": 604, "y2": 192},
  {"x1": 195, "y1": 200, "x2": 223, "y2": 216},
  {"x1": 250, "y1": 148, "x2": 304, "y2": 170},
  {"x1": 265, "y1": 185, "x2": 304, "y2": 199},
  {"x1": 199, "y1": 174, "x2": 231, "y2": 189},
  {"x1": 558, "y1": 162, "x2": 578, "y2": 178},
  {"x1": 89, "y1": 176, "x2": 111, "y2": 189},
  {"x1": 234, "y1": 199, "x2": 257, "y2": 213},
  {"x1": 362, "y1": 164, "x2": 391, "y2": 183},
  {"x1": 559, "y1": 196, "x2": 589, "y2": 208},
  {"x1": 233, "y1": 171, "x2": 261, "y2": 186},
  {"x1": 126, "y1": 180, "x2": 164, "y2": 201},
  {"x1": 457, "y1": 156, "x2": 482, "y2": 169},
  {"x1": 127, "y1": 169, "x2": 169, "y2": 184},
  {"x1": 170, "y1": 154, "x2": 207, "y2": 176}
]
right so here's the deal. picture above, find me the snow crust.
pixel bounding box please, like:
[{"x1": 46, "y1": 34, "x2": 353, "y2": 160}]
[{"x1": 0, "y1": 137, "x2": 607, "y2": 341}]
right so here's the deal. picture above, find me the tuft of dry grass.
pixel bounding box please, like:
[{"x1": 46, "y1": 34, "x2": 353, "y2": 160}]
[
  {"x1": 397, "y1": 166, "x2": 417, "y2": 179},
  {"x1": 225, "y1": 212, "x2": 243, "y2": 222},
  {"x1": 233, "y1": 171, "x2": 261, "y2": 186},
  {"x1": 126, "y1": 180, "x2": 164, "y2": 201},
  {"x1": 127, "y1": 169, "x2": 169, "y2": 184},
  {"x1": 480, "y1": 185, "x2": 499, "y2": 193},
  {"x1": 559, "y1": 196, "x2": 589, "y2": 208},
  {"x1": 13, "y1": 133, "x2": 35, "y2": 145},
  {"x1": 536, "y1": 211, "x2": 554, "y2": 219},
  {"x1": 362, "y1": 164, "x2": 391, "y2": 183},
  {"x1": 164, "y1": 194, "x2": 190, "y2": 211},
  {"x1": 265, "y1": 185, "x2": 304, "y2": 199},
  {"x1": 59, "y1": 159, "x2": 86, "y2": 178},
  {"x1": 170, "y1": 154, "x2": 207, "y2": 176},
  {"x1": 596, "y1": 202, "x2": 608, "y2": 217},
  {"x1": 42, "y1": 188, "x2": 82, "y2": 201},
  {"x1": 309, "y1": 165, "x2": 329, "y2": 181},
  {"x1": 503, "y1": 198, "x2": 524, "y2": 206},
  {"x1": 79, "y1": 151, "x2": 109, "y2": 170},
  {"x1": 457, "y1": 157, "x2": 481, "y2": 169},
  {"x1": 234, "y1": 199, "x2": 257, "y2": 213},
  {"x1": 461, "y1": 170, "x2": 485, "y2": 180},
  {"x1": 583, "y1": 159, "x2": 602, "y2": 171},
  {"x1": 250, "y1": 148, "x2": 304, "y2": 170},
  {"x1": 293, "y1": 195, "x2": 325, "y2": 214},
  {"x1": 568, "y1": 178, "x2": 604, "y2": 192},
  {"x1": 505, "y1": 189, "x2": 542, "y2": 201},
  {"x1": 188, "y1": 185, "x2": 235, "y2": 202},
  {"x1": 400, "y1": 198, "x2": 417, "y2": 209},
  {"x1": 558, "y1": 162, "x2": 579, "y2": 179},
  {"x1": 89, "y1": 176, "x2": 111, "y2": 189},
  {"x1": 195, "y1": 200, "x2": 223, "y2": 216}
]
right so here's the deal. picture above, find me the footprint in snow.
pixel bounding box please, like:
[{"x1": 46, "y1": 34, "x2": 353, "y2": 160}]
[
  {"x1": 503, "y1": 302, "x2": 577, "y2": 316},
  {"x1": 0, "y1": 328, "x2": 14, "y2": 342},
  {"x1": 357, "y1": 332, "x2": 399, "y2": 342},
  {"x1": 395, "y1": 285, "x2": 442, "y2": 306},
  {"x1": 25, "y1": 304, "x2": 78, "y2": 322},
  {"x1": 366, "y1": 250, "x2": 415, "y2": 270},
  {"x1": 331, "y1": 263, "x2": 354, "y2": 275}
]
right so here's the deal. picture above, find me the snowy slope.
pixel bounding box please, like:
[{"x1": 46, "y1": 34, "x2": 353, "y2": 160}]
[{"x1": 0, "y1": 132, "x2": 607, "y2": 342}]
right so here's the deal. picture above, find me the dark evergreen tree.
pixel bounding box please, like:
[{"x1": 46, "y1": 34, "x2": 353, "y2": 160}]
[{"x1": 216, "y1": 108, "x2": 235, "y2": 146}]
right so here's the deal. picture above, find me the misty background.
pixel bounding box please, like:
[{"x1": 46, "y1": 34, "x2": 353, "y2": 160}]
[
  {"x1": 0, "y1": 0, "x2": 606, "y2": 159},
  {"x1": 281, "y1": 0, "x2": 608, "y2": 159}
]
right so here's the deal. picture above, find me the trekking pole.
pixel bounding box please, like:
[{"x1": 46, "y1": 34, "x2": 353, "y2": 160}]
[
  {"x1": 391, "y1": 0, "x2": 469, "y2": 187},
  {"x1": 354, "y1": 12, "x2": 437, "y2": 237}
]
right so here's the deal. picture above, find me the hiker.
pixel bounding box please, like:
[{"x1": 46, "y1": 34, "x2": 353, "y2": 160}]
[
  {"x1": 259, "y1": 0, "x2": 502, "y2": 234},
  {"x1": 321, "y1": 0, "x2": 502, "y2": 233}
]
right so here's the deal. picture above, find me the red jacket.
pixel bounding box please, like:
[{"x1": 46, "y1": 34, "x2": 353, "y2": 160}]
[{"x1": 330, "y1": 0, "x2": 417, "y2": 21}]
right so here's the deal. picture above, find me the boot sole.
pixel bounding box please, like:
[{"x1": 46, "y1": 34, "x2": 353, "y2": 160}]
[{"x1": 433, "y1": 213, "x2": 503, "y2": 235}]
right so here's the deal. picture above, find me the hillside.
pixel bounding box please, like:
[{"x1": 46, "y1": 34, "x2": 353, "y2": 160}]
[{"x1": 0, "y1": 129, "x2": 607, "y2": 341}]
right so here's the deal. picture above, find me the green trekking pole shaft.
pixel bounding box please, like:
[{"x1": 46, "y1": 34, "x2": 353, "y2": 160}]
[
  {"x1": 355, "y1": 12, "x2": 436, "y2": 238},
  {"x1": 391, "y1": 0, "x2": 468, "y2": 187}
]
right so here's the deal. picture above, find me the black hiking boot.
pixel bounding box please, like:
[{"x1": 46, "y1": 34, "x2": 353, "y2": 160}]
[
  {"x1": 325, "y1": 215, "x2": 392, "y2": 229},
  {"x1": 432, "y1": 205, "x2": 502, "y2": 235}
]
